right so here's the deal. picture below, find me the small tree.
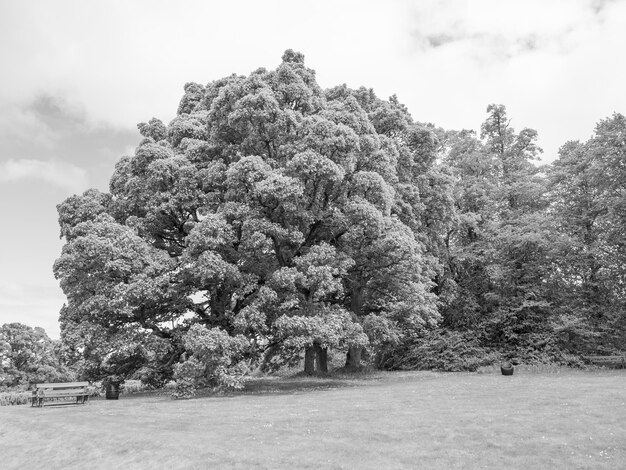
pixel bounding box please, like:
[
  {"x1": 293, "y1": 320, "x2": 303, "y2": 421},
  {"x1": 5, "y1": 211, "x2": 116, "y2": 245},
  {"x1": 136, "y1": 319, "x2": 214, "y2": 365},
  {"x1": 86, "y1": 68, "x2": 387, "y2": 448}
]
[
  {"x1": 173, "y1": 324, "x2": 251, "y2": 397},
  {"x1": 0, "y1": 323, "x2": 74, "y2": 389}
]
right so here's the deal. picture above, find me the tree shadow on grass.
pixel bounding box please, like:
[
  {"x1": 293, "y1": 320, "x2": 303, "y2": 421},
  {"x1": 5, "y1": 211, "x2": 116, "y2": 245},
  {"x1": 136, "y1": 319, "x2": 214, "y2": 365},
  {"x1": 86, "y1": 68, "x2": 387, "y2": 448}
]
[
  {"x1": 191, "y1": 368, "x2": 386, "y2": 399},
  {"x1": 106, "y1": 369, "x2": 441, "y2": 401},
  {"x1": 224, "y1": 367, "x2": 440, "y2": 397},
  {"x1": 241, "y1": 376, "x2": 354, "y2": 395}
]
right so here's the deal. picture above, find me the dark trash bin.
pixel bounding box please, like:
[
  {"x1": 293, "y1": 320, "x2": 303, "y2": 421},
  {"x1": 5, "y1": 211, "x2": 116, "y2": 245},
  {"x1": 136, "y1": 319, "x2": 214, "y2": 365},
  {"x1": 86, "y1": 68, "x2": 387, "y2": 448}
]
[
  {"x1": 105, "y1": 382, "x2": 120, "y2": 400},
  {"x1": 501, "y1": 362, "x2": 514, "y2": 375}
]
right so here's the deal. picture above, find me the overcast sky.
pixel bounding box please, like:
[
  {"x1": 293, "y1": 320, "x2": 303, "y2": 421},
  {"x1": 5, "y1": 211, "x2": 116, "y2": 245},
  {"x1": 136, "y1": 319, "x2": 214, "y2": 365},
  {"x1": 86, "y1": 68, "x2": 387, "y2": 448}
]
[{"x1": 1, "y1": 0, "x2": 625, "y2": 339}]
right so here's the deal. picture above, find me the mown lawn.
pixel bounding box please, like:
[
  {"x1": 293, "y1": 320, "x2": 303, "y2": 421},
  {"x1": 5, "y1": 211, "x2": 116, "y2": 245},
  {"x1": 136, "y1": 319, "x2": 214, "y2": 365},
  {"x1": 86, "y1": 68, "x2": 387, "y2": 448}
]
[{"x1": 1, "y1": 370, "x2": 624, "y2": 469}]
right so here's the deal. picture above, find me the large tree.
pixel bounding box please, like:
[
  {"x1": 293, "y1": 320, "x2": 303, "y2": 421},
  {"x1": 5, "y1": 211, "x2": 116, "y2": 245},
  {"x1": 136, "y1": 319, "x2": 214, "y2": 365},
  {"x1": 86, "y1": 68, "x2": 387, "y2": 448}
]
[
  {"x1": 54, "y1": 50, "x2": 439, "y2": 390},
  {"x1": 547, "y1": 113, "x2": 626, "y2": 353},
  {"x1": 432, "y1": 105, "x2": 556, "y2": 360}
]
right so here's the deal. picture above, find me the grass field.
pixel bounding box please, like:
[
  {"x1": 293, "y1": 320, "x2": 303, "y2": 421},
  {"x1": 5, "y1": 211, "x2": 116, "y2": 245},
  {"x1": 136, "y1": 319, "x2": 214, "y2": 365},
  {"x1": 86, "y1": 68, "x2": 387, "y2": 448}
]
[{"x1": 1, "y1": 369, "x2": 624, "y2": 469}]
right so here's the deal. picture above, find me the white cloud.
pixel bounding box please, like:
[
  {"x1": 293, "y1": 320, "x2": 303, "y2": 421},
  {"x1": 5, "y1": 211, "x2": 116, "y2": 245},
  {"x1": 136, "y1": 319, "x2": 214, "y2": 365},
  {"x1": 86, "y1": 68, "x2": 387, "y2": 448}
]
[
  {"x1": 0, "y1": 159, "x2": 88, "y2": 194},
  {"x1": 399, "y1": 0, "x2": 626, "y2": 160}
]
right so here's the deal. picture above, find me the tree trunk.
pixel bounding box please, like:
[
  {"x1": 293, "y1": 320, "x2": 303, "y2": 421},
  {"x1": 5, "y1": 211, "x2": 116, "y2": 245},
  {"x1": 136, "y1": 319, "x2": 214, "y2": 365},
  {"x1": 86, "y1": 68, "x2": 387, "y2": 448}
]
[
  {"x1": 304, "y1": 346, "x2": 316, "y2": 375},
  {"x1": 350, "y1": 285, "x2": 363, "y2": 315},
  {"x1": 209, "y1": 288, "x2": 232, "y2": 329},
  {"x1": 345, "y1": 345, "x2": 363, "y2": 370},
  {"x1": 345, "y1": 282, "x2": 364, "y2": 369},
  {"x1": 305, "y1": 343, "x2": 328, "y2": 375},
  {"x1": 315, "y1": 346, "x2": 328, "y2": 374}
]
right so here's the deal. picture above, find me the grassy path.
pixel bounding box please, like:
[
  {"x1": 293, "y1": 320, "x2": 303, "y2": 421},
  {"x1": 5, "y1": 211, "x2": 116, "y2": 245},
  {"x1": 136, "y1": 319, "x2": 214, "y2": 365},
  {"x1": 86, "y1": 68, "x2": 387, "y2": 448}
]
[{"x1": 1, "y1": 370, "x2": 624, "y2": 469}]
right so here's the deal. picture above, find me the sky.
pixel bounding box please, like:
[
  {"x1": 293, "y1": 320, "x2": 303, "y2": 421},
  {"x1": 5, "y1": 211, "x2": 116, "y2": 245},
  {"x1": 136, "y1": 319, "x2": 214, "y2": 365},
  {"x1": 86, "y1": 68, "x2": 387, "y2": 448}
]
[{"x1": 1, "y1": 0, "x2": 625, "y2": 339}]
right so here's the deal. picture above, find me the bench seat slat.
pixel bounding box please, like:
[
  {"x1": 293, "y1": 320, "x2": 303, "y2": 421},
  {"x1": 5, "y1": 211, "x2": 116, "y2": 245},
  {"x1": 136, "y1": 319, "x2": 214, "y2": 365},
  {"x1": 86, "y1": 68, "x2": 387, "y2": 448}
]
[
  {"x1": 43, "y1": 390, "x2": 88, "y2": 396},
  {"x1": 35, "y1": 382, "x2": 89, "y2": 389}
]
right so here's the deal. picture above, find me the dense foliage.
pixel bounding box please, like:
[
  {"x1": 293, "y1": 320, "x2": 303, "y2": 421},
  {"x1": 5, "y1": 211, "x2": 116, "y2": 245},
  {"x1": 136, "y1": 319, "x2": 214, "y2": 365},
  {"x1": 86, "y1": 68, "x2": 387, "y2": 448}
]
[
  {"x1": 0, "y1": 323, "x2": 74, "y2": 389},
  {"x1": 51, "y1": 51, "x2": 625, "y2": 392}
]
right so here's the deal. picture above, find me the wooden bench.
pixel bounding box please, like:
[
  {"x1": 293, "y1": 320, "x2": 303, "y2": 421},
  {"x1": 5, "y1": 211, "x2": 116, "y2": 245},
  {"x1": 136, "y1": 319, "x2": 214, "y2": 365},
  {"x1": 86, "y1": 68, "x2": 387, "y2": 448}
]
[
  {"x1": 31, "y1": 382, "x2": 91, "y2": 407},
  {"x1": 585, "y1": 355, "x2": 626, "y2": 368}
]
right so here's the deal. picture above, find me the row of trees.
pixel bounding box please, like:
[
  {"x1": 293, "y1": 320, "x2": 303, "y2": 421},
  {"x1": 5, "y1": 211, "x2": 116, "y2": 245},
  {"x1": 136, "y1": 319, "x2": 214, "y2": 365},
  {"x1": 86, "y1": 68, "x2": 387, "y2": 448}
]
[
  {"x1": 384, "y1": 106, "x2": 626, "y2": 371},
  {"x1": 50, "y1": 51, "x2": 625, "y2": 393}
]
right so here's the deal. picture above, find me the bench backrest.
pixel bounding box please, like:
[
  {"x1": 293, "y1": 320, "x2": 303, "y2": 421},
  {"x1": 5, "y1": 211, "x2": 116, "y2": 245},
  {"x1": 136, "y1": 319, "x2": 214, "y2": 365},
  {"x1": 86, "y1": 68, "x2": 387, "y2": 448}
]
[
  {"x1": 35, "y1": 382, "x2": 90, "y2": 390},
  {"x1": 40, "y1": 388, "x2": 89, "y2": 397},
  {"x1": 585, "y1": 356, "x2": 625, "y2": 364}
]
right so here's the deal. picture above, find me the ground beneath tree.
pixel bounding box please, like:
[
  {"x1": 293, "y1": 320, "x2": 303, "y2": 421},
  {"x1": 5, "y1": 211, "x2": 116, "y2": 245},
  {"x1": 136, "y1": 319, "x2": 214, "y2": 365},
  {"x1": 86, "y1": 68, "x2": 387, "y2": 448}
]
[{"x1": 1, "y1": 370, "x2": 624, "y2": 469}]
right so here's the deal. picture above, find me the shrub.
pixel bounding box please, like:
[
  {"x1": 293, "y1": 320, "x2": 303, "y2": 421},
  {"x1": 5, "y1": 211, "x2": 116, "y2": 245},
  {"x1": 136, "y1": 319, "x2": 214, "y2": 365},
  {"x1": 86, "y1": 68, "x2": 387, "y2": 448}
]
[
  {"x1": 121, "y1": 379, "x2": 149, "y2": 394},
  {"x1": 0, "y1": 391, "x2": 31, "y2": 406},
  {"x1": 379, "y1": 329, "x2": 498, "y2": 372},
  {"x1": 173, "y1": 325, "x2": 251, "y2": 398},
  {"x1": 133, "y1": 366, "x2": 173, "y2": 389}
]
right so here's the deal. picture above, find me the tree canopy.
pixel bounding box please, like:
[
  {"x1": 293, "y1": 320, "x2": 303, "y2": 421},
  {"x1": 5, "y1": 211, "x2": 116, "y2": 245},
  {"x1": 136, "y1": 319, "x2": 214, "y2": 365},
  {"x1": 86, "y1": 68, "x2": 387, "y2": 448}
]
[{"x1": 54, "y1": 50, "x2": 442, "y2": 392}]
